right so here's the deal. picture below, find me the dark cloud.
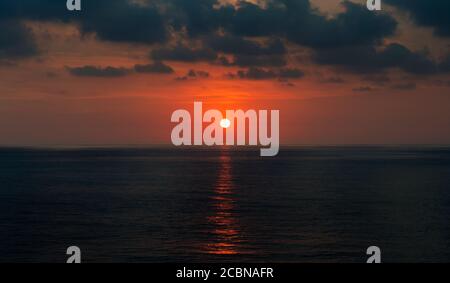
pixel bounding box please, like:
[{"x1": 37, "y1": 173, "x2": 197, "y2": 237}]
[
  {"x1": 206, "y1": 35, "x2": 286, "y2": 56},
  {"x1": 0, "y1": 20, "x2": 38, "y2": 59},
  {"x1": 0, "y1": 0, "x2": 412, "y2": 72},
  {"x1": 175, "y1": 76, "x2": 189, "y2": 81},
  {"x1": 187, "y1": 70, "x2": 210, "y2": 78},
  {"x1": 218, "y1": 56, "x2": 233, "y2": 67},
  {"x1": 0, "y1": 0, "x2": 395, "y2": 60},
  {"x1": 0, "y1": 0, "x2": 69, "y2": 21},
  {"x1": 134, "y1": 61, "x2": 174, "y2": 74},
  {"x1": 187, "y1": 70, "x2": 197, "y2": 77},
  {"x1": 439, "y1": 55, "x2": 450, "y2": 73},
  {"x1": 362, "y1": 74, "x2": 391, "y2": 84},
  {"x1": 386, "y1": 0, "x2": 450, "y2": 37},
  {"x1": 205, "y1": 35, "x2": 288, "y2": 67},
  {"x1": 178, "y1": 0, "x2": 398, "y2": 69},
  {"x1": 226, "y1": 1, "x2": 286, "y2": 37},
  {"x1": 224, "y1": 72, "x2": 238, "y2": 79},
  {"x1": 0, "y1": 0, "x2": 447, "y2": 81},
  {"x1": 232, "y1": 54, "x2": 287, "y2": 67},
  {"x1": 168, "y1": 0, "x2": 234, "y2": 36},
  {"x1": 80, "y1": 0, "x2": 166, "y2": 44},
  {"x1": 69, "y1": 62, "x2": 176, "y2": 77},
  {"x1": 321, "y1": 77, "x2": 346, "y2": 84},
  {"x1": 391, "y1": 82, "x2": 417, "y2": 90},
  {"x1": 278, "y1": 68, "x2": 305, "y2": 79},
  {"x1": 353, "y1": 86, "x2": 375, "y2": 92},
  {"x1": 237, "y1": 68, "x2": 277, "y2": 80},
  {"x1": 151, "y1": 44, "x2": 217, "y2": 62},
  {"x1": 67, "y1": 66, "x2": 129, "y2": 78},
  {"x1": 216, "y1": 53, "x2": 287, "y2": 67},
  {"x1": 175, "y1": 69, "x2": 210, "y2": 82},
  {"x1": 227, "y1": 0, "x2": 397, "y2": 48},
  {"x1": 288, "y1": 1, "x2": 396, "y2": 48},
  {"x1": 284, "y1": 82, "x2": 296, "y2": 87},
  {"x1": 235, "y1": 67, "x2": 304, "y2": 80},
  {"x1": 315, "y1": 43, "x2": 438, "y2": 75},
  {"x1": 0, "y1": 0, "x2": 167, "y2": 44}
]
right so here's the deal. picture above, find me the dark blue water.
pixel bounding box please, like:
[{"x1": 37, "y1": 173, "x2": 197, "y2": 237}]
[{"x1": 1, "y1": 147, "x2": 450, "y2": 263}]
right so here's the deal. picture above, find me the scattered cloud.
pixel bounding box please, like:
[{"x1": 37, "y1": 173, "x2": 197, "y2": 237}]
[
  {"x1": 67, "y1": 66, "x2": 129, "y2": 78},
  {"x1": 321, "y1": 77, "x2": 346, "y2": 84},
  {"x1": 237, "y1": 67, "x2": 277, "y2": 80},
  {"x1": 206, "y1": 35, "x2": 286, "y2": 56},
  {"x1": 187, "y1": 69, "x2": 210, "y2": 78},
  {"x1": 232, "y1": 54, "x2": 287, "y2": 67},
  {"x1": 315, "y1": 43, "x2": 438, "y2": 75},
  {"x1": 391, "y1": 82, "x2": 417, "y2": 90},
  {"x1": 353, "y1": 86, "x2": 376, "y2": 92},
  {"x1": 234, "y1": 67, "x2": 304, "y2": 80},
  {"x1": 386, "y1": 0, "x2": 450, "y2": 37},
  {"x1": 362, "y1": 74, "x2": 392, "y2": 84},
  {"x1": 0, "y1": 20, "x2": 38, "y2": 59},
  {"x1": 134, "y1": 61, "x2": 174, "y2": 74},
  {"x1": 175, "y1": 76, "x2": 189, "y2": 81},
  {"x1": 439, "y1": 55, "x2": 450, "y2": 73},
  {"x1": 0, "y1": 0, "x2": 167, "y2": 44},
  {"x1": 151, "y1": 44, "x2": 217, "y2": 62},
  {"x1": 0, "y1": 0, "x2": 448, "y2": 83},
  {"x1": 278, "y1": 68, "x2": 305, "y2": 79}
]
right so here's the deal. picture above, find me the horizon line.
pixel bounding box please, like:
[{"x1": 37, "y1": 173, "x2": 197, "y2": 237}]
[{"x1": 1, "y1": 144, "x2": 450, "y2": 150}]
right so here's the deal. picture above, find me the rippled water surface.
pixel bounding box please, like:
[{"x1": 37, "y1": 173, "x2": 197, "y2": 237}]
[{"x1": 1, "y1": 147, "x2": 450, "y2": 262}]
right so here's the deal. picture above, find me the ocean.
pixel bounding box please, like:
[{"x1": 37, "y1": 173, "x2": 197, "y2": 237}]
[{"x1": 0, "y1": 146, "x2": 449, "y2": 263}]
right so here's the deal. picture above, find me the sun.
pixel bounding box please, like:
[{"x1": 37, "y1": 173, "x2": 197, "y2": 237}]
[{"x1": 220, "y1": 118, "x2": 231, "y2": 129}]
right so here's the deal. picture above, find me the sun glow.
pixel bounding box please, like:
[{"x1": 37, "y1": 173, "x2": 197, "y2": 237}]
[{"x1": 220, "y1": 118, "x2": 231, "y2": 129}]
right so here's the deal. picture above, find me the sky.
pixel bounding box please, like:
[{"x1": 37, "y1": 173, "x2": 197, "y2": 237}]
[{"x1": 0, "y1": 0, "x2": 449, "y2": 146}]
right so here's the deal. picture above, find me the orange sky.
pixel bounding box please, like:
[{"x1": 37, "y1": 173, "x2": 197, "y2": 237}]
[{"x1": 0, "y1": 0, "x2": 449, "y2": 146}]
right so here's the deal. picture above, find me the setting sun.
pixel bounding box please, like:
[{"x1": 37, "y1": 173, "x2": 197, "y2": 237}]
[{"x1": 220, "y1": 118, "x2": 231, "y2": 129}]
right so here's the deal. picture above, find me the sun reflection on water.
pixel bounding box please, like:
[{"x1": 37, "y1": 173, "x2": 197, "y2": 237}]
[{"x1": 203, "y1": 150, "x2": 243, "y2": 255}]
